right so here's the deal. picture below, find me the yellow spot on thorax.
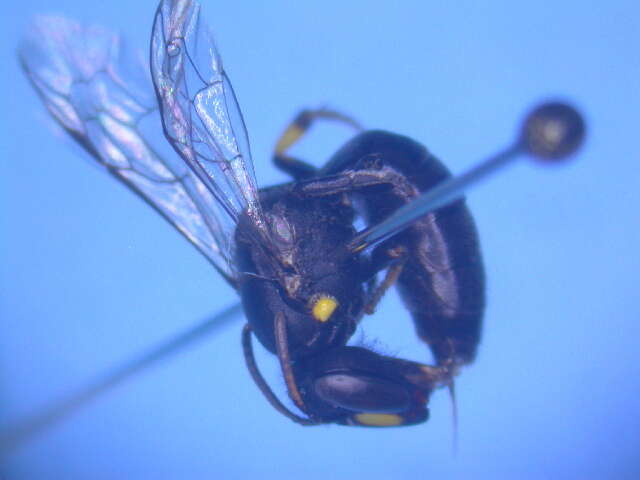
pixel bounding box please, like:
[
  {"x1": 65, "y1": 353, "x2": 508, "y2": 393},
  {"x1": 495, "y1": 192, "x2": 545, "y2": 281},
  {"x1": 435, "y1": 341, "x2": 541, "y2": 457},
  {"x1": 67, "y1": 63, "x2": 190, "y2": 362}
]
[
  {"x1": 354, "y1": 413, "x2": 404, "y2": 427},
  {"x1": 311, "y1": 296, "x2": 338, "y2": 322}
]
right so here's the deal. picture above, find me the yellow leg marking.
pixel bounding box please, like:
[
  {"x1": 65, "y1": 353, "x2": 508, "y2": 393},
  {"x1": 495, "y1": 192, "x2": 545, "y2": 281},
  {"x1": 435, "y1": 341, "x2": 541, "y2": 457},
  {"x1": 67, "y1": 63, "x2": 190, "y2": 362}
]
[
  {"x1": 275, "y1": 124, "x2": 306, "y2": 154},
  {"x1": 274, "y1": 108, "x2": 362, "y2": 156}
]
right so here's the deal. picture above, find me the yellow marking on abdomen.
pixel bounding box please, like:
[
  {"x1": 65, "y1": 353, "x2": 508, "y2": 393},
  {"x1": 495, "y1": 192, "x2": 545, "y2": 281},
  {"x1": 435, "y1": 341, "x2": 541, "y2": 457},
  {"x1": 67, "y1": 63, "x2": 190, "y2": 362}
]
[{"x1": 354, "y1": 413, "x2": 404, "y2": 427}]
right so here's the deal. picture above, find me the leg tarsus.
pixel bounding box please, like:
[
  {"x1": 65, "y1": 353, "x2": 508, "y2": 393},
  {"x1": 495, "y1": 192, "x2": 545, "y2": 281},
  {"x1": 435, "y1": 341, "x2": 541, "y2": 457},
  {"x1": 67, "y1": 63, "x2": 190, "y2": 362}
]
[{"x1": 273, "y1": 108, "x2": 362, "y2": 180}]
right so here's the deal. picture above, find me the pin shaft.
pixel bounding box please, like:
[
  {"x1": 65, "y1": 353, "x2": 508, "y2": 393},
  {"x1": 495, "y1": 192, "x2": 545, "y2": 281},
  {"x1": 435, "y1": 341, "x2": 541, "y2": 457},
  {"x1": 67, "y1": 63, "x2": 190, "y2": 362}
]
[
  {"x1": 351, "y1": 144, "x2": 522, "y2": 250},
  {"x1": 0, "y1": 303, "x2": 242, "y2": 455}
]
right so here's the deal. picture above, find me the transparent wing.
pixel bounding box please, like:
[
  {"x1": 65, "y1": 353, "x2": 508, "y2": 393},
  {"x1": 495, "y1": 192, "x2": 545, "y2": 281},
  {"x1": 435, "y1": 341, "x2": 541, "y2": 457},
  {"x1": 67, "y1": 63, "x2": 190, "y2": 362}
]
[
  {"x1": 150, "y1": 0, "x2": 266, "y2": 244},
  {"x1": 19, "y1": 13, "x2": 245, "y2": 286}
]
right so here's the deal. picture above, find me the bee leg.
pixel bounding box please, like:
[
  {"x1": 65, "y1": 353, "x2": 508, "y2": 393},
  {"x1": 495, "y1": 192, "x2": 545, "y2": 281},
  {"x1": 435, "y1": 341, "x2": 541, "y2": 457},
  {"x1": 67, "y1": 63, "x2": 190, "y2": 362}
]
[
  {"x1": 295, "y1": 165, "x2": 413, "y2": 199},
  {"x1": 363, "y1": 246, "x2": 408, "y2": 315},
  {"x1": 273, "y1": 312, "x2": 327, "y2": 424},
  {"x1": 241, "y1": 324, "x2": 316, "y2": 425},
  {"x1": 274, "y1": 109, "x2": 362, "y2": 180}
]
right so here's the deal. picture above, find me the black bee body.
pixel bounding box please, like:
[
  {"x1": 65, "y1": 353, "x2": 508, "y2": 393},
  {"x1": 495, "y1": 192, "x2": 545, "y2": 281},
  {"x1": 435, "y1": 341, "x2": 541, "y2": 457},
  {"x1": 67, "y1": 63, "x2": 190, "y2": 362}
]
[{"x1": 237, "y1": 129, "x2": 484, "y2": 426}]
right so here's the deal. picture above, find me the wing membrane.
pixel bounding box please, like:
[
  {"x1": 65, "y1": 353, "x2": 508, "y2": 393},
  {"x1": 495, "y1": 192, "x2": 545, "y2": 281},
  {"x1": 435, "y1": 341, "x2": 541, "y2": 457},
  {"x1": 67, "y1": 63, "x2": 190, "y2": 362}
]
[
  {"x1": 150, "y1": 0, "x2": 265, "y2": 239},
  {"x1": 19, "y1": 13, "x2": 243, "y2": 285}
]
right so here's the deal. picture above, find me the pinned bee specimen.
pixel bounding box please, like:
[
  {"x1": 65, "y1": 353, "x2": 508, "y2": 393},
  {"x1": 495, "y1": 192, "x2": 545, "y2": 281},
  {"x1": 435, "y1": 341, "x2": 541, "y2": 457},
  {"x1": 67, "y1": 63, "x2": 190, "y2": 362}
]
[{"x1": 15, "y1": 0, "x2": 584, "y2": 434}]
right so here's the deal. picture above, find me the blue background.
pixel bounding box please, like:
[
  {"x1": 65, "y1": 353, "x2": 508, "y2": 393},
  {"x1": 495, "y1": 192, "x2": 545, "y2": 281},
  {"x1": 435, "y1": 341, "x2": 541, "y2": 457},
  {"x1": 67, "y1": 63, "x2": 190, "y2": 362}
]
[{"x1": 2, "y1": 1, "x2": 639, "y2": 478}]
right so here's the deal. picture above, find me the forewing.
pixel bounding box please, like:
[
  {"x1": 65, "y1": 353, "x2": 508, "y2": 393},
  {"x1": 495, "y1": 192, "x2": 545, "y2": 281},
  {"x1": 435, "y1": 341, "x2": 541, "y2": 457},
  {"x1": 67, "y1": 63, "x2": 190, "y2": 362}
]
[
  {"x1": 19, "y1": 14, "x2": 238, "y2": 285},
  {"x1": 150, "y1": 0, "x2": 266, "y2": 241}
]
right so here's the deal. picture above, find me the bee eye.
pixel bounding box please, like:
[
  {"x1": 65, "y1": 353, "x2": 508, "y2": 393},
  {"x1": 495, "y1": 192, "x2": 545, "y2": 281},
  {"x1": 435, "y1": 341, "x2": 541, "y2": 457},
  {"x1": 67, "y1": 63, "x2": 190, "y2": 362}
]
[{"x1": 310, "y1": 295, "x2": 339, "y2": 322}]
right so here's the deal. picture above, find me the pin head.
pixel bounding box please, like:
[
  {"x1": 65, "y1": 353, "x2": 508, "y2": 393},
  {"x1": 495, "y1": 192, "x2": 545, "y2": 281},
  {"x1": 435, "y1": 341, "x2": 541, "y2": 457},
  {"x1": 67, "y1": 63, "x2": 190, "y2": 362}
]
[{"x1": 521, "y1": 102, "x2": 585, "y2": 161}]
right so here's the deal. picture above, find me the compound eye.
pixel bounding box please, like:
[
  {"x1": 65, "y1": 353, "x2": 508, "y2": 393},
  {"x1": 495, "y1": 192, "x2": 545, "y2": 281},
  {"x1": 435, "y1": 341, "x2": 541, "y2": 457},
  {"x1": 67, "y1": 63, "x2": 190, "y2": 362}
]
[{"x1": 310, "y1": 294, "x2": 338, "y2": 322}]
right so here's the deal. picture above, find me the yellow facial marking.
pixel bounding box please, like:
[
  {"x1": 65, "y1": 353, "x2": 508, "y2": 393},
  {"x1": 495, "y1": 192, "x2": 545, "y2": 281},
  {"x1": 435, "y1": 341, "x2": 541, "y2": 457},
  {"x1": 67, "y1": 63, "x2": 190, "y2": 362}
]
[
  {"x1": 354, "y1": 413, "x2": 403, "y2": 427},
  {"x1": 275, "y1": 125, "x2": 305, "y2": 154},
  {"x1": 311, "y1": 295, "x2": 338, "y2": 322}
]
